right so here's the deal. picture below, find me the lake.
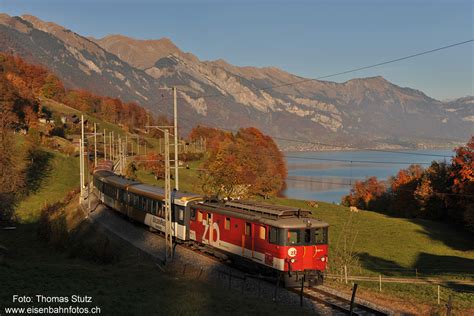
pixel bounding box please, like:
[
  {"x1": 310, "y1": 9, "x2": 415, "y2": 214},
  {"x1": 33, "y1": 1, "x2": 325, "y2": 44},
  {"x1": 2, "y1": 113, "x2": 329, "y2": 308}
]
[{"x1": 283, "y1": 149, "x2": 454, "y2": 203}]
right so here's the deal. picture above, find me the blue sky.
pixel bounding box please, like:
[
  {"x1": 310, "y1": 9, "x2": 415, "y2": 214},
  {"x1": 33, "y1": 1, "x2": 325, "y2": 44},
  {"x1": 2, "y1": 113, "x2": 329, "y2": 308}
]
[{"x1": 1, "y1": 0, "x2": 472, "y2": 100}]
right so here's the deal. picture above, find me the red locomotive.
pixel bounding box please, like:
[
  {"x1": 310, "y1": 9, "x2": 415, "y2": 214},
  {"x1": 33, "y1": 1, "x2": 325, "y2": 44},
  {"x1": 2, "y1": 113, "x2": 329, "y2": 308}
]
[
  {"x1": 189, "y1": 200, "x2": 328, "y2": 286},
  {"x1": 93, "y1": 168, "x2": 329, "y2": 287}
]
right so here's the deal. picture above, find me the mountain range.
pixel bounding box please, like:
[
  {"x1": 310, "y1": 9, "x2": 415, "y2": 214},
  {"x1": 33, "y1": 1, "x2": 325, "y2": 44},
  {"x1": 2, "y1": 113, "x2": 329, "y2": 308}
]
[{"x1": 1, "y1": 13, "x2": 472, "y2": 149}]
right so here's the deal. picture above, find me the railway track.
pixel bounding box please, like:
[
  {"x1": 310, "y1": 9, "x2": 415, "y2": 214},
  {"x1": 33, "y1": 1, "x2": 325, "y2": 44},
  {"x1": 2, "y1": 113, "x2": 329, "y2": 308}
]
[
  {"x1": 298, "y1": 286, "x2": 389, "y2": 315},
  {"x1": 179, "y1": 239, "x2": 393, "y2": 315}
]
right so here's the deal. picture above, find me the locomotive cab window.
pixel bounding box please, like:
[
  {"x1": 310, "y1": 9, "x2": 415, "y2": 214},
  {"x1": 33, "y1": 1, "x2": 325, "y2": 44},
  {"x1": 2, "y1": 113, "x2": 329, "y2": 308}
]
[
  {"x1": 190, "y1": 208, "x2": 196, "y2": 220},
  {"x1": 287, "y1": 229, "x2": 300, "y2": 245}
]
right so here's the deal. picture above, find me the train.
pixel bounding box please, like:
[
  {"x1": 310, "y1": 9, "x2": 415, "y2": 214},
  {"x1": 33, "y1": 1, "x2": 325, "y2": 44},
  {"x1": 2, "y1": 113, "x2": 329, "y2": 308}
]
[{"x1": 92, "y1": 161, "x2": 329, "y2": 287}]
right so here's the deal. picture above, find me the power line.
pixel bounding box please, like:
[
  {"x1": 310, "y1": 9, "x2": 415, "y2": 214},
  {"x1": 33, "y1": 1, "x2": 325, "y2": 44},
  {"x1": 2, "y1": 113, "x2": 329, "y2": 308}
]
[
  {"x1": 160, "y1": 39, "x2": 473, "y2": 100},
  {"x1": 201, "y1": 142, "x2": 445, "y2": 165},
  {"x1": 152, "y1": 40, "x2": 473, "y2": 158},
  {"x1": 171, "y1": 114, "x2": 455, "y2": 159},
  {"x1": 151, "y1": 110, "x2": 455, "y2": 159}
]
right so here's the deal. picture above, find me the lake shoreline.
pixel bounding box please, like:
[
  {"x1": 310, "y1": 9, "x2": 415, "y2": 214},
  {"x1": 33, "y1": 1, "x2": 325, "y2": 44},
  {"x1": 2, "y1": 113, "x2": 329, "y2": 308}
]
[
  {"x1": 283, "y1": 149, "x2": 454, "y2": 203},
  {"x1": 281, "y1": 145, "x2": 457, "y2": 154}
]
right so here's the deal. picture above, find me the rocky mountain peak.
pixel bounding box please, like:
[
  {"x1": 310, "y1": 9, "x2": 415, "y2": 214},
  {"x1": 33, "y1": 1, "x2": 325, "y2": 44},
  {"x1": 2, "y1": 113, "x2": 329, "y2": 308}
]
[
  {"x1": 20, "y1": 14, "x2": 65, "y2": 33},
  {"x1": 92, "y1": 34, "x2": 186, "y2": 70}
]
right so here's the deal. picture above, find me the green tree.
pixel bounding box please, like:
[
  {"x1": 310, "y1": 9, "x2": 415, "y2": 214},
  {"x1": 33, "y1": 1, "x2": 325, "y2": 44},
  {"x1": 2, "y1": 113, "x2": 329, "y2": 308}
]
[
  {"x1": 40, "y1": 74, "x2": 65, "y2": 100},
  {"x1": 126, "y1": 161, "x2": 138, "y2": 180}
]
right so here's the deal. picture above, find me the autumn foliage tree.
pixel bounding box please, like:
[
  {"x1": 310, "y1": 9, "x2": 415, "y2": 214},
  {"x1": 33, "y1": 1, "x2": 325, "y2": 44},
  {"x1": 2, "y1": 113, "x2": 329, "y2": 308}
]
[
  {"x1": 0, "y1": 53, "x2": 151, "y2": 133},
  {"x1": 141, "y1": 153, "x2": 165, "y2": 180},
  {"x1": 41, "y1": 74, "x2": 65, "y2": 100},
  {"x1": 342, "y1": 176, "x2": 386, "y2": 210},
  {"x1": 194, "y1": 126, "x2": 287, "y2": 199},
  {"x1": 450, "y1": 137, "x2": 474, "y2": 230},
  {"x1": 342, "y1": 136, "x2": 474, "y2": 232}
]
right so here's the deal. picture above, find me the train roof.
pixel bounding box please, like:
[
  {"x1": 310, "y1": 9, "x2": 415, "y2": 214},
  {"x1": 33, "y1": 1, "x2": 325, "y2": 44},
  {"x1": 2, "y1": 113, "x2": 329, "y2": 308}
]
[
  {"x1": 93, "y1": 170, "x2": 115, "y2": 180},
  {"x1": 226, "y1": 200, "x2": 311, "y2": 218},
  {"x1": 195, "y1": 200, "x2": 328, "y2": 229},
  {"x1": 104, "y1": 175, "x2": 140, "y2": 189},
  {"x1": 127, "y1": 183, "x2": 203, "y2": 204}
]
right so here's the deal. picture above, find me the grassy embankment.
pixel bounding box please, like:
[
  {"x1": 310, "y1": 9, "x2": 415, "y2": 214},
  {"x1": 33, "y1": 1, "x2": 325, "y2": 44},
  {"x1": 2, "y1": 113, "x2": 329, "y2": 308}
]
[
  {"x1": 10, "y1": 98, "x2": 472, "y2": 311},
  {"x1": 268, "y1": 197, "x2": 474, "y2": 310}
]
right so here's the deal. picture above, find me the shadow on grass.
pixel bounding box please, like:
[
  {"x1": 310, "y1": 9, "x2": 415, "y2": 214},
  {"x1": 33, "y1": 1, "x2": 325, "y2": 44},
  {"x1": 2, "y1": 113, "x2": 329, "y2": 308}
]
[
  {"x1": 410, "y1": 218, "x2": 474, "y2": 251},
  {"x1": 357, "y1": 252, "x2": 407, "y2": 276},
  {"x1": 413, "y1": 252, "x2": 474, "y2": 276},
  {"x1": 24, "y1": 148, "x2": 53, "y2": 195},
  {"x1": 358, "y1": 251, "x2": 474, "y2": 290}
]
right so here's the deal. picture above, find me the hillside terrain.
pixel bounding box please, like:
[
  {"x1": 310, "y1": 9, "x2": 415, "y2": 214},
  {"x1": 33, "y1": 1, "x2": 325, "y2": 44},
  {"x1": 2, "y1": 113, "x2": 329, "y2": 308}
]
[
  {"x1": 1, "y1": 13, "x2": 472, "y2": 149},
  {"x1": 1, "y1": 103, "x2": 310, "y2": 315},
  {"x1": 2, "y1": 89, "x2": 472, "y2": 313}
]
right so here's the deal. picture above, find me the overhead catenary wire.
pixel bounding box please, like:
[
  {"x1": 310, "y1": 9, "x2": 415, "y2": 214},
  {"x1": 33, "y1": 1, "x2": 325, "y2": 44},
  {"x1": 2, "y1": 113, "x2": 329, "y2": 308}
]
[
  {"x1": 159, "y1": 39, "x2": 473, "y2": 99},
  {"x1": 131, "y1": 143, "x2": 449, "y2": 165},
  {"x1": 153, "y1": 39, "x2": 473, "y2": 158},
  {"x1": 131, "y1": 40, "x2": 473, "y2": 199},
  {"x1": 158, "y1": 113, "x2": 456, "y2": 159}
]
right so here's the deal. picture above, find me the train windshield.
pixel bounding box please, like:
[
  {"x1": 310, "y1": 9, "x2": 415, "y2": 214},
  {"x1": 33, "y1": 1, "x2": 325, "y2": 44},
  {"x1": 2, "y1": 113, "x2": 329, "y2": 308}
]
[
  {"x1": 285, "y1": 227, "x2": 328, "y2": 245},
  {"x1": 287, "y1": 230, "x2": 300, "y2": 245},
  {"x1": 314, "y1": 227, "x2": 328, "y2": 244}
]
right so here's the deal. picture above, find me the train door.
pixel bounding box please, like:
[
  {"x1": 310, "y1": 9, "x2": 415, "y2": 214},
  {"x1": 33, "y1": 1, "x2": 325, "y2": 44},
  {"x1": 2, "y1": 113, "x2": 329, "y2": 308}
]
[
  {"x1": 254, "y1": 224, "x2": 267, "y2": 262},
  {"x1": 174, "y1": 205, "x2": 186, "y2": 241},
  {"x1": 242, "y1": 222, "x2": 253, "y2": 258}
]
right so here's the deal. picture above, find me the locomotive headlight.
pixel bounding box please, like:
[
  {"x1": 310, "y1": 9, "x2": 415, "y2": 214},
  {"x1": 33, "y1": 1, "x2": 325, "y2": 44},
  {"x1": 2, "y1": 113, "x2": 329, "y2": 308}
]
[
  {"x1": 290, "y1": 258, "x2": 295, "y2": 263},
  {"x1": 321, "y1": 257, "x2": 326, "y2": 262}
]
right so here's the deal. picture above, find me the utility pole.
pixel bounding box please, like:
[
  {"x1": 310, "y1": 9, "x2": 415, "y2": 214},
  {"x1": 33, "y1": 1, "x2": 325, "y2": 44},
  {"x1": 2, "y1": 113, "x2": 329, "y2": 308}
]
[
  {"x1": 145, "y1": 123, "x2": 174, "y2": 260},
  {"x1": 109, "y1": 132, "x2": 112, "y2": 162},
  {"x1": 104, "y1": 129, "x2": 107, "y2": 161},
  {"x1": 79, "y1": 115, "x2": 85, "y2": 203},
  {"x1": 112, "y1": 131, "x2": 114, "y2": 161},
  {"x1": 164, "y1": 129, "x2": 172, "y2": 260},
  {"x1": 117, "y1": 135, "x2": 123, "y2": 174},
  {"x1": 94, "y1": 123, "x2": 97, "y2": 167},
  {"x1": 125, "y1": 134, "x2": 128, "y2": 168},
  {"x1": 79, "y1": 139, "x2": 83, "y2": 203},
  {"x1": 173, "y1": 86, "x2": 179, "y2": 190}
]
